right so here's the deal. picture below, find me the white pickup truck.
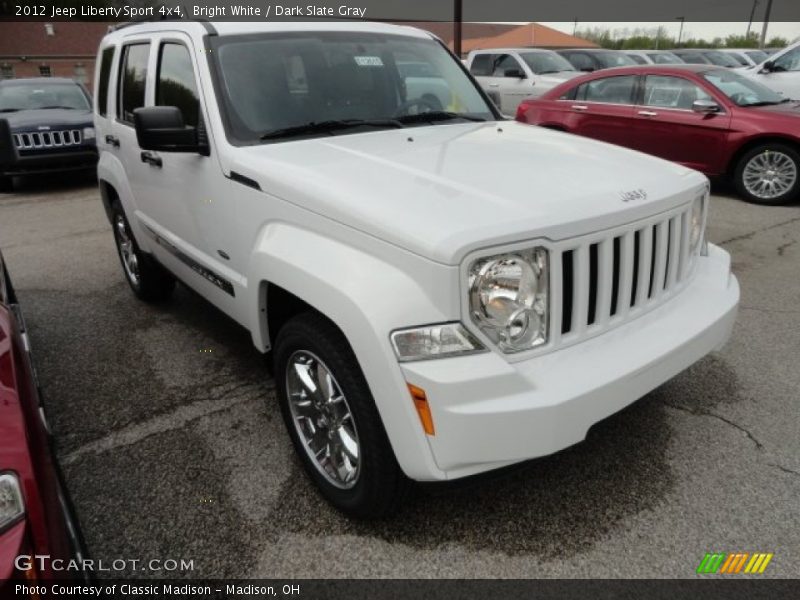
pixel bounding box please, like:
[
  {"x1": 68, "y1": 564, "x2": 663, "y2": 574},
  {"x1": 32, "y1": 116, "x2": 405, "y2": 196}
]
[
  {"x1": 465, "y1": 48, "x2": 580, "y2": 115},
  {"x1": 94, "y1": 21, "x2": 738, "y2": 518}
]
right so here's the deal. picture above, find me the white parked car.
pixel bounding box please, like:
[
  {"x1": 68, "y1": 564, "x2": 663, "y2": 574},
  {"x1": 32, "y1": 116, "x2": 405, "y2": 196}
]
[
  {"x1": 742, "y1": 41, "x2": 800, "y2": 99},
  {"x1": 622, "y1": 50, "x2": 684, "y2": 65},
  {"x1": 95, "y1": 21, "x2": 739, "y2": 517},
  {"x1": 466, "y1": 48, "x2": 580, "y2": 115}
]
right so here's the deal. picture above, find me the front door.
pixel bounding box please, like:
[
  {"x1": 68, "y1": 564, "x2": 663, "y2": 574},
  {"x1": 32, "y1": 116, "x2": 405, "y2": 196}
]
[{"x1": 629, "y1": 74, "x2": 731, "y2": 174}]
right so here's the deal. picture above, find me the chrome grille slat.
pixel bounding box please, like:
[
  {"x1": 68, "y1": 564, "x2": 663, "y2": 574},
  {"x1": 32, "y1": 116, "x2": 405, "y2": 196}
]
[
  {"x1": 12, "y1": 129, "x2": 82, "y2": 149},
  {"x1": 548, "y1": 202, "x2": 697, "y2": 355}
]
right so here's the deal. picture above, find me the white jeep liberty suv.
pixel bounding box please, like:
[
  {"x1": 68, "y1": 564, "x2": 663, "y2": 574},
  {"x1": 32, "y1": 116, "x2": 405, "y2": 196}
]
[{"x1": 94, "y1": 21, "x2": 739, "y2": 517}]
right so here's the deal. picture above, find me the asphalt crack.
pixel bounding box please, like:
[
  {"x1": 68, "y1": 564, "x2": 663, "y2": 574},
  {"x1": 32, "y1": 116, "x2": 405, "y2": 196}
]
[
  {"x1": 717, "y1": 215, "x2": 800, "y2": 247},
  {"x1": 663, "y1": 402, "x2": 763, "y2": 449},
  {"x1": 61, "y1": 380, "x2": 262, "y2": 465},
  {"x1": 768, "y1": 463, "x2": 800, "y2": 478}
]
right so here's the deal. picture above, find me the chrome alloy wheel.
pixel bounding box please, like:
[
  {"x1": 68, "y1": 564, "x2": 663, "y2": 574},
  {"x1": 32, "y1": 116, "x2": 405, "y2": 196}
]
[
  {"x1": 115, "y1": 214, "x2": 140, "y2": 286},
  {"x1": 742, "y1": 150, "x2": 797, "y2": 200},
  {"x1": 286, "y1": 350, "x2": 360, "y2": 489}
]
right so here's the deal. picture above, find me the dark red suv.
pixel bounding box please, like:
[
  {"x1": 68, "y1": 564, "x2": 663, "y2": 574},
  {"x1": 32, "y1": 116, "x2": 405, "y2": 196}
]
[
  {"x1": 0, "y1": 250, "x2": 86, "y2": 587},
  {"x1": 516, "y1": 64, "x2": 800, "y2": 205}
]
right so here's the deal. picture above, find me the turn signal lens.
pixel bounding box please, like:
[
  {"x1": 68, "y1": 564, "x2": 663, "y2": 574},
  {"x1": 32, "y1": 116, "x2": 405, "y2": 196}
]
[{"x1": 408, "y1": 384, "x2": 435, "y2": 436}]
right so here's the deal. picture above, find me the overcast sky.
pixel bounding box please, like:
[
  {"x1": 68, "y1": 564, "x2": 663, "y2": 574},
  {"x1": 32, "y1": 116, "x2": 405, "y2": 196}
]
[{"x1": 540, "y1": 21, "x2": 800, "y2": 42}]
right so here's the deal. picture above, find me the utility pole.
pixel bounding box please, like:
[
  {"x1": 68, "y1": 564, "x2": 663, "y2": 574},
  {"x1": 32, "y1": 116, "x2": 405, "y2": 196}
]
[
  {"x1": 573, "y1": 18, "x2": 578, "y2": 36},
  {"x1": 759, "y1": 0, "x2": 773, "y2": 49},
  {"x1": 454, "y1": 0, "x2": 463, "y2": 58},
  {"x1": 746, "y1": 0, "x2": 759, "y2": 39},
  {"x1": 675, "y1": 17, "x2": 685, "y2": 47}
]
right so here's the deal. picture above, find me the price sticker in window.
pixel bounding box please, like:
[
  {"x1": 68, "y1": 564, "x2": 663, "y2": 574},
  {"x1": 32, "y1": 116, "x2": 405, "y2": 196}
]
[{"x1": 354, "y1": 56, "x2": 384, "y2": 67}]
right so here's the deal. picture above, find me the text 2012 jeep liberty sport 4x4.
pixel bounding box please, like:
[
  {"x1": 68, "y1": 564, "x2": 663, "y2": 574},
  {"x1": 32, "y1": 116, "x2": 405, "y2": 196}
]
[{"x1": 95, "y1": 21, "x2": 739, "y2": 517}]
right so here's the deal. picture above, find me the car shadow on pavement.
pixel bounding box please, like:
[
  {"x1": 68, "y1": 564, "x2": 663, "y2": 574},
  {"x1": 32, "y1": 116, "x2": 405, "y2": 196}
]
[{"x1": 267, "y1": 356, "x2": 741, "y2": 560}]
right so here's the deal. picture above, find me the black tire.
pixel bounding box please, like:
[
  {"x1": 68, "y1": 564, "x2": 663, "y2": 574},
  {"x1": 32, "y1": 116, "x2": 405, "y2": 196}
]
[
  {"x1": 110, "y1": 200, "x2": 175, "y2": 302},
  {"x1": 0, "y1": 175, "x2": 12, "y2": 193},
  {"x1": 733, "y1": 142, "x2": 800, "y2": 205},
  {"x1": 274, "y1": 312, "x2": 408, "y2": 518}
]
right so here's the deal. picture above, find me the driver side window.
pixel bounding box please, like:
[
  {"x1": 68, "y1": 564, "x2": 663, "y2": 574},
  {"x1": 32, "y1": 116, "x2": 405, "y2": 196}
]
[{"x1": 492, "y1": 54, "x2": 524, "y2": 78}]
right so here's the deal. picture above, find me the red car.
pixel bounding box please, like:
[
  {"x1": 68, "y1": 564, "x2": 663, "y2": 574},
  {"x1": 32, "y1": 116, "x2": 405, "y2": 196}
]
[
  {"x1": 516, "y1": 64, "x2": 800, "y2": 205},
  {"x1": 0, "y1": 251, "x2": 86, "y2": 587}
]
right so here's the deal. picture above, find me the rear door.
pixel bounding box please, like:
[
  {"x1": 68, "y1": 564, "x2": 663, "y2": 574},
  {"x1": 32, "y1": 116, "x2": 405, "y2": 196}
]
[
  {"x1": 628, "y1": 74, "x2": 731, "y2": 174},
  {"x1": 559, "y1": 74, "x2": 638, "y2": 146}
]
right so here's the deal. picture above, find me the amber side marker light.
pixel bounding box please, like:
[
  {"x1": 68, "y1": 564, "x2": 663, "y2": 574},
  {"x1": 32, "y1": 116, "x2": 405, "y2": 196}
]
[{"x1": 408, "y1": 384, "x2": 435, "y2": 436}]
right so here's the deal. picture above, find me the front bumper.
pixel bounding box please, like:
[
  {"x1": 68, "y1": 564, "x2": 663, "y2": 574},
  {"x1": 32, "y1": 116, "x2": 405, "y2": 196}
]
[
  {"x1": 1, "y1": 147, "x2": 98, "y2": 176},
  {"x1": 400, "y1": 244, "x2": 738, "y2": 480}
]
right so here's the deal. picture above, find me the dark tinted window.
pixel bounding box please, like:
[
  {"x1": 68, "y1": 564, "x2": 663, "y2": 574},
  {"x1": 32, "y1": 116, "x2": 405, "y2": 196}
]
[
  {"x1": 563, "y1": 52, "x2": 594, "y2": 71},
  {"x1": 677, "y1": 52, "x2": 707, "y2": 64},
  {"x1": 470, "y1": 54, "x2": 493, "y2": 76},
  {"x1": 628, "y1": 54, "x2": 647, "y2": 65},
  {"x1": 575, "y1": 75, "x2": 637, "y2": 104},
  {"x1": 156, "y1": 43, "x2": 200, "y2": 127},
  {"x1": 96, "y1": 46, "x2": 115, "y2": 116},
  {"x1": 119, "y1": 43, "x2": 149, "y2": 123}
]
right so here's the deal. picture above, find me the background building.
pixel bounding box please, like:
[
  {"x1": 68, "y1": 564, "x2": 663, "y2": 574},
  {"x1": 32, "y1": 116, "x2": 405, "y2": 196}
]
[{"x1": 0, "y1": 21, "x2": 111, "y2": 82}]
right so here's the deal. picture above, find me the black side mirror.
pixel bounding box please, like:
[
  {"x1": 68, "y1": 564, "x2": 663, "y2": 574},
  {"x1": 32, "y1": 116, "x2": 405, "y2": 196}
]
[
  {"x1": 133, "y1": 106, "x2": 206, "y2": 154},
  {"x1": 762, "y1": 60, "x2": 775, "y2": 73},
  {"x1": 504, "y1": 68, "x2": 526, "y2": 79}
]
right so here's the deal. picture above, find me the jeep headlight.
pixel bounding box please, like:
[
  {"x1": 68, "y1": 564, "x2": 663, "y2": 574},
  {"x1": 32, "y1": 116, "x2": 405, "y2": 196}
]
[
  {"x1": 82, "y1": 127, "x2": 96, "y2": 140},
  {"x1": 468, "y1": 247, "x2": 549, "y2": 353},
  {"x1": 0, "y1": 472, "x2": 24, "y2": 533}
]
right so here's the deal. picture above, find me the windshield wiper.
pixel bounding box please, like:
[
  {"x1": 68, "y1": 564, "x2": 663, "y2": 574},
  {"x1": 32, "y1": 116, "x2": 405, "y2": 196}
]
[
  {"x1": 0, "y1": 108, "x2": 21, "y2": 112},
  {"x1": 538, "y1": 70, "x2": 573, "y2": 74},
  {"x1": 396, "y1": 111, "x2": 486, "y2": 125},
  {"x1": 38, "y1": 105, "x2": 78, "y2": 110},
  {"x1": 260, "y1": 119, "x2": 404, "y2": 140}
]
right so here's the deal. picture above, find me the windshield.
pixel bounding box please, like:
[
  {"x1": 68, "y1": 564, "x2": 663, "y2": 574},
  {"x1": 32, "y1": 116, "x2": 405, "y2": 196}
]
[
  {"x1": 209, "y1": 31, "x2": 496, "y2": 143},
  {"x1": 745, "y1": 50, "x2": 769, "y2": 64},
  {"x1": 519, "y1": 52, "x2": 575, "y2": 74},
  {"x1": 703, "y1": 51, "x2": 742, "y2": 68},
  {"x1": 595, "y1": 52, "x2": 637, "y2": 68},
  {"x1": 0, "y1": 81, "x2": 89, "y2": 112},
  {"x1": 648, "y1": 52, "x2": 684, "y2": 64},
  {"x1": 703, "y1": 69, "x2": 785, "y2": 106}
]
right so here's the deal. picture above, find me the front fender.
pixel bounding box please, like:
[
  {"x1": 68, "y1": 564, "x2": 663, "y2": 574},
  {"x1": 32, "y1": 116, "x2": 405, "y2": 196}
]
[{"x1": 247, "y1": 223, "x2": 458, "y2": 480}]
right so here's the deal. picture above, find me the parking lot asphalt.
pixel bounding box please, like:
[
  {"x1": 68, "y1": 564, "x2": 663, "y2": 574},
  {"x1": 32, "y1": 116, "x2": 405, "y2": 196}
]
[{"x1": 0, "y1": 175, "x2": 798, "y2": 579}]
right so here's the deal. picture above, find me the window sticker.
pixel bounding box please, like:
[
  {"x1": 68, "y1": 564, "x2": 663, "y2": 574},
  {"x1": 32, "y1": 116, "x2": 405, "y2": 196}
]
[{"x1": 354, "y1": 56, "x2": 384, "y2": 67}]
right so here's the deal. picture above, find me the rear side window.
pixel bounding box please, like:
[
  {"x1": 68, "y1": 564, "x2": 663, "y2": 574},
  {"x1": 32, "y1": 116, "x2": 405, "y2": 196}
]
[
  {"x1": 96, "y1": 46, "x2": 115, "y2": 116},
  {"x1": 156, "y1": 42, "x2": 200, "y2": 127},
  {"x1": 574, "y1": 75, "x2": 637, "y2": 104},
  {"x1": 628, "y1": 54, "x2": 647, "y2": 65},
  {"x1": 469, "y1": 54, "x2": 492, "y2": 76},
  {"x1": 119, "y1": 43, "x2": 150, "y2": 124},
  {"x1": 564, "y1": 52, "x2": 593, "y2": 71}
]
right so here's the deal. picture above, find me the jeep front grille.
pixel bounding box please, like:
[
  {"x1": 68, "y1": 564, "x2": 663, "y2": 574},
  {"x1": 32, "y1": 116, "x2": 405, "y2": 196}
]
[
  {"x1": 550, "y1": 202, "x2": 695, "y2": 349},
  {"x1": 12, "y1": 129, "x2": 82, "y2": 149}
]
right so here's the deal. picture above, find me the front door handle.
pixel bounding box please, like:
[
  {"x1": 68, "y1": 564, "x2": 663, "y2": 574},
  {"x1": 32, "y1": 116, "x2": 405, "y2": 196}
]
[
  {"x1": 105, "y1": 134, "x2": 120, "y2": 148},
  {"x1": 638, "y1": 110, "x2": 658, "y2": 117},
  {"x1": 572, "y1": 105, "x2": 588, "y2": 111},
  {"x1": 140, "y1": 151, "x2": 162, "y2": 168},
  {"x1": 488, "y1": 83, "x2": 500, "y2": 87}
]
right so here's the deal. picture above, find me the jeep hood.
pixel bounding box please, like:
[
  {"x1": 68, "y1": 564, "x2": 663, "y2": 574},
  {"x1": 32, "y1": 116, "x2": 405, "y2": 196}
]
[
  {"x1": 232, "y1": 122, "x2": 705, "y2": 265},
  {"x1": 4, "y1": 108, "x2": 93, "y2": 129}
]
